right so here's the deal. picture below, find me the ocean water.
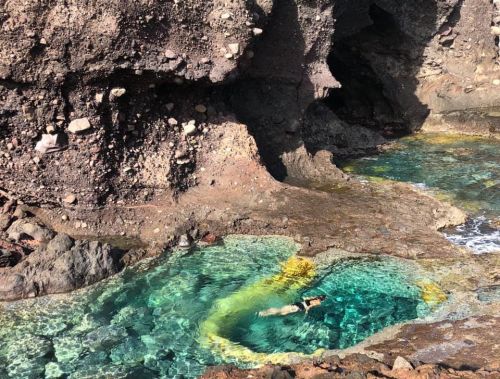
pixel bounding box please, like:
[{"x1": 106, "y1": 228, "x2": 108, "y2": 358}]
[
  {"x1": 0, "y1": 236, "x2": 433, "y2": 379},
  {"x1": 338, "y1": 134, "x2": 500, "y2": 253}
]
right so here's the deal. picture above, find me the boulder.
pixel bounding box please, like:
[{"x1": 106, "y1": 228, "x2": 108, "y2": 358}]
[
  {"x1": 7, "y1": 220, "x2": 55, "y2": 243},
  {"x1": 0, "y1": 239, "x2": 125, "y2": 300},
  {"x1": 46, "y1": 234, "x2": 74, "y2": 254}
]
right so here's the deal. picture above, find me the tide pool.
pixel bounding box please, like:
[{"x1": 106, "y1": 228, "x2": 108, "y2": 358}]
[{"x1": 0, "y1": 236, "x2": 436, "y2": 378}]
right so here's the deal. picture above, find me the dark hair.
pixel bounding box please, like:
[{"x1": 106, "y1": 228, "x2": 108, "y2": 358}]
[{"x1": 317, "y1": 295, "x2": 326, "y2": 301}]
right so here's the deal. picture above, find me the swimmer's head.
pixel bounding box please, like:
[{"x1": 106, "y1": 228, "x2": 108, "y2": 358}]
[{"x1": 317, "y1": 295, "x2": 326, "y2": 301}]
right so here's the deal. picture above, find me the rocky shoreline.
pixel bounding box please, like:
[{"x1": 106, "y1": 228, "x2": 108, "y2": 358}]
[
  {"x1": 202, "y1": 353, "x2": 500, "y2": 379},
  {"x1": 1, "y1": 0, "x2": 500, "y2": 376}
]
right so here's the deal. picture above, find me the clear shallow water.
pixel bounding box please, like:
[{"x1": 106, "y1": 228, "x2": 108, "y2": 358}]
[
  {"x1": 226, "y1": 257, "x2": 426, "y2": 354},
  {"x1": 338, "y1": 134, "x2": 500, "y2": 253},
  {"x1": 0, "y1": 236, "x2": 434, "y2": 379}
]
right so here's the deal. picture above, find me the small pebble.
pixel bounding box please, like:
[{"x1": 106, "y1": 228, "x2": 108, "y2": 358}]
[
  {"x1": 228, "y1": 43, "x2": 239, "y2": 55},
  {"x1": 63, "y1": 194, "x2": 77, "y2": 204},
  {"x1": 195, "y1": 104, "x2": 207, "y2": 113},
  {"x1": 110, "y1": 87, "x2": 126, "y2": 98},
  {"x1": 252, "y1": 28, "x2": 263, "y2": 36},
  {"x1": 68, "y1": 118, "x2": 91, "y2": 134},
  {"x1": 165, "y1": 49, "x2": 177, "y2": 59}
]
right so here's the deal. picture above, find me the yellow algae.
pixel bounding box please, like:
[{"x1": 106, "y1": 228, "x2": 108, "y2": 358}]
[
  {"x1": 483, "y1": 179, "x2": 498, "y2": 188},
  {"x1": 199, "y1": 256, "x2": 318, "y2": 365},
  {"x1": 342, "y1": 165, "x2": 355, "y2": 173},
  {"x1": 410, "y1": 133, "x2": 485, "y2": 145},
  {"x1": 416, "y1": 281, "x2": 447, "y2": 306}
]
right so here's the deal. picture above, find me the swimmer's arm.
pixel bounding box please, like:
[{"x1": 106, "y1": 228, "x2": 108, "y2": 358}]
[{"x1": 303, "y1": 302, "x2": 310, "y2": 314}]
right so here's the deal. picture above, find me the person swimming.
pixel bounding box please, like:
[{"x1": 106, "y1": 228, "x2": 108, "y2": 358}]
[{"x1": 258, "y1": 295, "x2": 326, "y2": 317}]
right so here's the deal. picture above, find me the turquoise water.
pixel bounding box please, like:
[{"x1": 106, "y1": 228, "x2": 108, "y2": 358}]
[
  {"x1": 338, "y1": 134, "x2": 500, "y2": 253},
  {"x1": 226, "y1": 257, "x2": 424, "y2": 354},
  {"x1": 0, "y1": 236, "x2": 431, "y2": 378}
]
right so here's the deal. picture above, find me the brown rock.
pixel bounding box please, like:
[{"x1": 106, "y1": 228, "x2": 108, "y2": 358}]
[
  {"x1": 68, "y1": 118, "x2": 91, "y2": 134},
  {"x1": 63, "y1": 194, "x2": 77, "y2": 205}
]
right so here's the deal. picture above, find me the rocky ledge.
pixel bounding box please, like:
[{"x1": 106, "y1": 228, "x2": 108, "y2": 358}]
[
  {"x1": 202, "y1": 355, "x2": 499, "y2": 379},
  {"x1": 0, "y1": 215, "x2": 148, "y2": 300},
  {"x1": 203, "y1": 315, "x2": 500, "y2": 378}
]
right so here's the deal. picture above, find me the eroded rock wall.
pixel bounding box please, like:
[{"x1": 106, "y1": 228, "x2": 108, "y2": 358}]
[
  {"x1": 1, "y1": 0, "x2": 498, "y2": 208},
  {"x1": 0, "y1": 0, "x2": 274, "y2": 207},
  {"x1": 320, "y1": 0, "x2": 499, "y2": 146}
]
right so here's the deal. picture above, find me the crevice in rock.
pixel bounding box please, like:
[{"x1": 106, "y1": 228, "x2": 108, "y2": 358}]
[
  {"x1": 324, "y1": 2, "x2": 432, "y2": 140},
  {"x1": 227, "y1": 0, "x2": 450, "y2": 183},
  {"x1": 326, "y1": 4, "x2": 410, "y2": 137}
]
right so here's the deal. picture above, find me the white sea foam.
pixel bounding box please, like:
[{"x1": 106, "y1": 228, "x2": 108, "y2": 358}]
[
  {"x1": 444, "y1": 216, "x2": 500, "y2": 254},
  {"x1": 412, "y1": 182, "x2": 429, "y2": 190}
]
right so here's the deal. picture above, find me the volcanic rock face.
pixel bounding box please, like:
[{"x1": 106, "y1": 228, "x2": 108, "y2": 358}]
[
  {"x1": 324, "y1": 0, "x2": 500, "y2": 138},
  {"x1": 0, "y1": 0, "x2": 275, "y2": 207},
  {"x1": 1, "y1": 0, "x2": 498, "y2": 205},
  {"x1": 0, "y1": 0, "x2": 497, "y2": 294},
  {"x1": 0, "y1": 218, "x2": 128, "y2": 300}
]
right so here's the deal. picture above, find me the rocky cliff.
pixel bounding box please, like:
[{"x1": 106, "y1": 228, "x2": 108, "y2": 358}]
[{"x1": 1, "y1": 0, "x2": 498, "y2": 294}]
